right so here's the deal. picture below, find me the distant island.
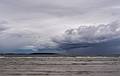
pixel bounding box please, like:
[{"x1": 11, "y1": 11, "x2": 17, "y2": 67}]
[{"x1": 0, "y1": 53, "x2": 64, "y2": 57}]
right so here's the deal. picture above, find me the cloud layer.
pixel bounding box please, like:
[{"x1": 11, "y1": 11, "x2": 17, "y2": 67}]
[{"x1": 0, "y1": 0, "x2": 120, "y2": 55}]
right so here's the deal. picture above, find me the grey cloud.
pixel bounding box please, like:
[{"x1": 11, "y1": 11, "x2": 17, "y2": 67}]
[
  {"x1": 0, "y1": 21, "x2": 9, "y2": 32},
  {"x1": 0, "y1": 0, "x2": 120, "y2": 18},
  {"x1": 0, "y1": 0, "x2": 119, "y2": 27},
  {"x1": 0, "y1": 23, "x2": 42, "y2": 53},
  {"x1": 0, "y1": 30, "x2": 34, "y2": 53},
  {"x1": 0, "y1": 26, "x2": 7, "y2": 32},
  {"x1": 0, "y1": 21, "x2": 57, "y2": 53}
]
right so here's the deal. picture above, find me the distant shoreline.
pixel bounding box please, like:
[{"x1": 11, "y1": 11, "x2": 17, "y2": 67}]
[{"x1": 0, "y1": 53, "x2": 120, "y2": 57}]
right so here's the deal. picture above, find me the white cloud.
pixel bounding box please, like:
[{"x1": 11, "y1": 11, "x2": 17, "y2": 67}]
[{"x1": 54, "y1": 21, "x2": 120, "y2": 44}]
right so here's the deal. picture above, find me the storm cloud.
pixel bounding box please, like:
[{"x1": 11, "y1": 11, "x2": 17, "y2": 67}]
[{"x1": 53, "y1": 21, "x2": 120, "y2": 55}]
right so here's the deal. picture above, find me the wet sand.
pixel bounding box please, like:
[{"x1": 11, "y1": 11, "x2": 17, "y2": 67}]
[{"x1": 0, "y1": 57, "x2": 120, "y2": 76}]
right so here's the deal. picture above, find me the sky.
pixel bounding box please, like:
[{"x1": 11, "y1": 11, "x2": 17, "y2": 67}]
[{"x1": 0, "y1": 0, "x2": 120, "y2": 55}]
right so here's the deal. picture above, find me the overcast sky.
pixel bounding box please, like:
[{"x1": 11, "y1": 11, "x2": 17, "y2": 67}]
[{"x1": 0, "y1": 0, "x2": 120, "y2": 55}]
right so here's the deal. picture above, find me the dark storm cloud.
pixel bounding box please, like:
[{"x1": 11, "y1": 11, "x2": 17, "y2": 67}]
[{"x1": 53, "y1": 21, "x2": 120, "y2": 55}]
